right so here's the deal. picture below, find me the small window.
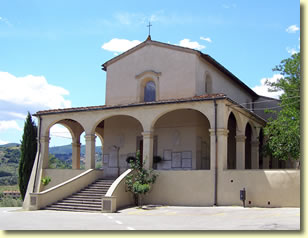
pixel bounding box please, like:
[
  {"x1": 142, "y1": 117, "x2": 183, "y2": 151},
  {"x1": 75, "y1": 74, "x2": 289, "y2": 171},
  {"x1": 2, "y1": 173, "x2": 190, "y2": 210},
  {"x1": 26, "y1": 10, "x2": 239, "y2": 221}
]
[{"x1": 144, "y1": 81, "x2": 156, "y2": 102}]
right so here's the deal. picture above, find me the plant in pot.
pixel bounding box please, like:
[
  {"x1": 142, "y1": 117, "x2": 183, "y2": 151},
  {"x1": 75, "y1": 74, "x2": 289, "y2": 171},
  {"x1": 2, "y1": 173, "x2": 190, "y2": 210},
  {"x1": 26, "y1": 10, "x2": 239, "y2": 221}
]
[{"x1": 125, "y1": 151, "x2": 158, "y2": 207}]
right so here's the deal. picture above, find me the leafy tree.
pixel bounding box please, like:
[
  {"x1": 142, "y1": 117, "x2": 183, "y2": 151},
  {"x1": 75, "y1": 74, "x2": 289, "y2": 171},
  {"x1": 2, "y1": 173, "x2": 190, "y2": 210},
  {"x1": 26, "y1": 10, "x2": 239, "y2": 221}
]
[
  {"x1": 18, "y1": 112, "x2": 37, "y2": 200},
  {"x1": 125, "y1": 151, "x2": 158, "y2": 207},
  {"x1": 264, "y1": 52, "x2": 300, "y2": 163}
]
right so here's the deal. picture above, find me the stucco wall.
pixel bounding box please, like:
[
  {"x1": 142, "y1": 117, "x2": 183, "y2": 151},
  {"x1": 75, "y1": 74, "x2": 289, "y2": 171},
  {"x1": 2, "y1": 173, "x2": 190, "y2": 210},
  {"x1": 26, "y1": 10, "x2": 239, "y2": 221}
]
[
  {"x1": 106, "y1": 44, "x2": 197, "y2": 105},
  {"x1": 196, "y1": 57, "x2": 254, "y2": 108},
  {"x1": 41, "y1": 169, "x2": 86, "y2": 190},
  {"x1": 144, "y1": 170, "x2": 215, "y2": 206},
  {"x1": 218, "y1": 170, "x2": 300, "y2": 207}
]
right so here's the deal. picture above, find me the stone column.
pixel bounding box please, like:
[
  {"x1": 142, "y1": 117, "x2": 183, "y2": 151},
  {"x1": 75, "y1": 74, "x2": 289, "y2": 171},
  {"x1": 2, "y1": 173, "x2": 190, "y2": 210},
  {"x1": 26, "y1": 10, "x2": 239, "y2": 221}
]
[
  {"x1": 251, "y1": 140, "x2": 259, "y2": 169},
  {"x1": 40, "y1": 136, "x2": 50, "y2": 169},
  {"x1": 72, "y1": 140, "x2": 81, "y2": 169},
  {"x1": 85, "y1": 134, "x2": 96, "y2": 169},
  {"x1": 235, "y1": 135, "x2": 246, "y2": 170},
  {"x1": 142, "y1": 131, "x2": 154, "y2": 170},
  {"x1": 209, "y1": 129, "x2": 229, "y2": 170}
]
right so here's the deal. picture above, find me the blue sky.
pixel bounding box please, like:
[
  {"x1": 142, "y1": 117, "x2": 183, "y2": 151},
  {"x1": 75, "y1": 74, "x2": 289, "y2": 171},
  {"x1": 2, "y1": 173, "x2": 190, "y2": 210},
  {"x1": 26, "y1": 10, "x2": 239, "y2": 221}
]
[{"x1": 0, "y1": 0, "x2": 300, "y2": 146}]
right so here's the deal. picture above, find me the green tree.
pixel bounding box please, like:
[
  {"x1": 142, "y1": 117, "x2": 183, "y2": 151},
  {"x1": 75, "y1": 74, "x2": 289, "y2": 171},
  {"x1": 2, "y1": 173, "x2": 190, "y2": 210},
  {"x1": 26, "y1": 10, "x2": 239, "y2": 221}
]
[
  {"x1": 18, "y1": 112, "x2": 38, "y2": 200},
  {"x1": 125, "y1": 151, "x2": 158, "y2": 207},
  {"x1": 264, "y1": 52, "x2": 300, "y2": 162}
]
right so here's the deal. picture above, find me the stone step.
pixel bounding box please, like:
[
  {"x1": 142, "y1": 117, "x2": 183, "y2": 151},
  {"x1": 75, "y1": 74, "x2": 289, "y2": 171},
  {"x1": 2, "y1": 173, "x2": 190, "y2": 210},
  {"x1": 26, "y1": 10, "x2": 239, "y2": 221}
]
[
  {"x1": 87, "y1": 185, "x2": 111, "y2": 189},
  {"x1": 45, "y1": 205, "x2": 101, "y2": 212},
  {"x1": 63, "y1": 197, "x2": 101, "y2": 202},
  {"x1": 43, "y1": 179, "x2": 115, "y2": 213},
  {"x1": 55, "y1": 202, "x2": 101, "y2": 207},
  {"x1": 70, "y1": 195, "x2": 103, "y2": 199},
  {"x1": 75, "y1": 192, "x2": 106, "y2": 196},
  {"x1": 45, "y1": 207, "x2": 101, "y2": 213}
]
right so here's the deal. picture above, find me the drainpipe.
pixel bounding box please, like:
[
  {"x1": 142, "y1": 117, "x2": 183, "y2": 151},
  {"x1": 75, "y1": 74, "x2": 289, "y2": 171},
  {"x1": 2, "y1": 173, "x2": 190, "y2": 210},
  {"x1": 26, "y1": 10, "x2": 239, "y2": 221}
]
[
  {"x1": 214, "y1": 99, "x2": 218, "y2": 206},
  {"x1": 33, "y1": 115, "x2": 41, "y2": 193}
]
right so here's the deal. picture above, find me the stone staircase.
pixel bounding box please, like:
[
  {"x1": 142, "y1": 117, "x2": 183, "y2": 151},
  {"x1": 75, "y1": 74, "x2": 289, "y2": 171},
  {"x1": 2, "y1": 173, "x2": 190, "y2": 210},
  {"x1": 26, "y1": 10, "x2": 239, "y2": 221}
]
[{"x1": 43, "y1": 179, "x2": 114, "y2": 213}]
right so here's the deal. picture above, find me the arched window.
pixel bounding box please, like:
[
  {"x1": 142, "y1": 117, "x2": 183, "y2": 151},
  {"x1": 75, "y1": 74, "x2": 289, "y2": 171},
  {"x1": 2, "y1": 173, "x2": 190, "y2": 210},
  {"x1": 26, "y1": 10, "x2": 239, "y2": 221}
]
[{"x1": 144, "y1": 81, "x2": 156, "y2": 102}]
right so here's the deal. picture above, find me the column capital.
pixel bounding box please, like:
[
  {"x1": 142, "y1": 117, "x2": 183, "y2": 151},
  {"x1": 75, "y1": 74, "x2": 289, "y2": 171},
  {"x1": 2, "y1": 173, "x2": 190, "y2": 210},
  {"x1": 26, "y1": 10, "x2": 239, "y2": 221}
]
[
  {"x1": 85, "y1": 134, "x2": 96, "y2": 141},
  {"x1": 39, "y1": 136, "x2": 50, "y2": 143},
  {"x1": 72, "y1": 142, "x2": 81, "y2": 147},
  {"x1": 235, "y1": 135, "x2": 246, "y2": 142},
  {"x1": 209, "y1": 128, "x2": 229, "y2": 136},
  {"x1": 142, "y1": 131, "x2": 154, "y2": 138}
]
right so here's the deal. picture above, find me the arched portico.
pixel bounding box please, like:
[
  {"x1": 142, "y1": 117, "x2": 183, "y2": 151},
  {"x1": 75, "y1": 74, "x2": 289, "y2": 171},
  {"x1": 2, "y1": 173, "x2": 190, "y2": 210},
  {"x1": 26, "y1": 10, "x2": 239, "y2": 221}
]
[
  {"x1": 41, "y1": 119, "x2": 85, "y2": 170},
  {"x1": 91, "y1": 115, "x2": 144, "y2": 177},
  {"x1": 152, "y1": 108, "x2": 211, "y2": 171}
]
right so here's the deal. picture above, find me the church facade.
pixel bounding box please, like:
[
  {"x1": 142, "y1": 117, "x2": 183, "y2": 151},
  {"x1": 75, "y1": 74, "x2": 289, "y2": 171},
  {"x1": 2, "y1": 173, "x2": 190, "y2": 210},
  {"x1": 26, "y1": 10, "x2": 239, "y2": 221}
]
[{"x1": 23, "y1": 37, "x2": 300, "y2": 212}]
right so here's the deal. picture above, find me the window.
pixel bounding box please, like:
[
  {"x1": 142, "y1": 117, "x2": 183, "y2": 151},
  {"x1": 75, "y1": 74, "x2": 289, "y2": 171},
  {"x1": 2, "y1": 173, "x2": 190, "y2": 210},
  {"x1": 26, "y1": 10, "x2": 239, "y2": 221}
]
[{"x1": 144, "y1": 81, "x2": 156, "y2": 102}]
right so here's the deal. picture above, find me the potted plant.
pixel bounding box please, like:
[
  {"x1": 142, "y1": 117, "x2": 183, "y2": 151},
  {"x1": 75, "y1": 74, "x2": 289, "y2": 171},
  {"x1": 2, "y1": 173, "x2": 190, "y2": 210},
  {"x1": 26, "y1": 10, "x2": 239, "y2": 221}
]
[{"x1": 125, "y1": 151, "x2": 158, "y2": 207}]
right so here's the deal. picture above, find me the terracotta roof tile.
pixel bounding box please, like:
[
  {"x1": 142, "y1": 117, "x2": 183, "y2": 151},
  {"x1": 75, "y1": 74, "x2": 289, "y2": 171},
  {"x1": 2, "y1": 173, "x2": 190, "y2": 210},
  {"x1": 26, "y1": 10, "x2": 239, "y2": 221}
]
[{"x1": 35, "y1": 93, "x2": 226, "y2": 116}]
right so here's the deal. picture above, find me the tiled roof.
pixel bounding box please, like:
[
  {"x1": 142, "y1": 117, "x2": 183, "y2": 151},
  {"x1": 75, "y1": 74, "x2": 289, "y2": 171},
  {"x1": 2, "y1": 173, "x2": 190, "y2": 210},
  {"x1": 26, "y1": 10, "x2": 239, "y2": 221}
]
[{"x1": 34, "y1": 93, "x2": 226, "y2": 116}]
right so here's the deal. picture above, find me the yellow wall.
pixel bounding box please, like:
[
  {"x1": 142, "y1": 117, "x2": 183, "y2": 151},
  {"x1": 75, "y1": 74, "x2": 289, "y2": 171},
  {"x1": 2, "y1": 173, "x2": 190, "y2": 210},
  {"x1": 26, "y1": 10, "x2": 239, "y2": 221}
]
[
  {"x1": 218, "y1": 170, "x2": 300, "y2": 207},
  {"x1": 144, "y1": 170, "x2": 215, "y2": 206}
]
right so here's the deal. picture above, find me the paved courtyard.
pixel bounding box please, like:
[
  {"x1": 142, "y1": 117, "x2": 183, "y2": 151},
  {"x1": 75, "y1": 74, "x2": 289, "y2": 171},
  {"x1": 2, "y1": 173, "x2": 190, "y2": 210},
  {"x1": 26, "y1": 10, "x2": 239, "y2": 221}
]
[{"x1": 0, "y1": 206, "x2": 300, "y2": 230}]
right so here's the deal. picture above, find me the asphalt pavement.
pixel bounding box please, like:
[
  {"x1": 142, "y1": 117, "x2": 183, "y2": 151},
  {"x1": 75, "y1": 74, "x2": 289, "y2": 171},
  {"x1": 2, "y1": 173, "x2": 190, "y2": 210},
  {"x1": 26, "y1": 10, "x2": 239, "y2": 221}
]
[{"x1": 0, "y1": 205, "x2": 301, "y2": 230}]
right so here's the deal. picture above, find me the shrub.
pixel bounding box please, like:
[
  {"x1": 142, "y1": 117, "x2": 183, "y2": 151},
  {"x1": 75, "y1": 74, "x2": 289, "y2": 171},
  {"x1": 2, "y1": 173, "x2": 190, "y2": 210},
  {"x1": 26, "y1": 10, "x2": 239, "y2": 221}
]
[{"x1": 41, "y1": 176, "x2": 51, "y2": 186}]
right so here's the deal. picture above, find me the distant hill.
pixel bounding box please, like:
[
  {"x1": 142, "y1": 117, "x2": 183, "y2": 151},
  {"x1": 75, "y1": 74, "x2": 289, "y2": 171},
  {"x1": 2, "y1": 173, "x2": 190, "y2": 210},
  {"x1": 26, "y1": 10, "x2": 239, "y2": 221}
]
[
  {"x1": 0, "y1": 143, "x2": 20, "y2": 148},
  {"x1": 49, "y1": 144, "x2": 102, "y2": 155},
  {"x1": 0, "y1": 143, "x2": 103, "y2": 186}
]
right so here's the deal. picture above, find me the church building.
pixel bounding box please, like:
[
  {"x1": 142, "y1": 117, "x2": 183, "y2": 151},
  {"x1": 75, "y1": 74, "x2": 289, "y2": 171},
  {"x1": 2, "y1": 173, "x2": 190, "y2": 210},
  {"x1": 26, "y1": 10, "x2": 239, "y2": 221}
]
[{"x1": 23, "y1": 36, "x2": 300, "y2": 212}]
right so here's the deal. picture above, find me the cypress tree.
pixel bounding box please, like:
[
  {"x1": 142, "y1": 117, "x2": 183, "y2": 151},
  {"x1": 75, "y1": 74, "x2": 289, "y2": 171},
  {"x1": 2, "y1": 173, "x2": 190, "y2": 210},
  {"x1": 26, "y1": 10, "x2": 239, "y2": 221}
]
[{"x1": 19, "y1": 112, "x2": 38, "y2": 200}]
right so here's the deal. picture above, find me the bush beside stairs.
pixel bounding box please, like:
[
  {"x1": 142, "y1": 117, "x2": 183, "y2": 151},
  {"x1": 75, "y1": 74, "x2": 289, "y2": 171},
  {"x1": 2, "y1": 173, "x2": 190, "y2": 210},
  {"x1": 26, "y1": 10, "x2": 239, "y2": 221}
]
[{"x1": 43, "y1": 179, "x2": 114, "y2": 213}]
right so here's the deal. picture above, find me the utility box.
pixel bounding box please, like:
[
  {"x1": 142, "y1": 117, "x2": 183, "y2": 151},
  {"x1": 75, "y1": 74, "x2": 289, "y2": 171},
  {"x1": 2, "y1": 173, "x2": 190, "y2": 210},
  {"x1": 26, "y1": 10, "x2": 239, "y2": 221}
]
[{"x1": 240, "y1": 188, "x2": 246, "y2": 207}]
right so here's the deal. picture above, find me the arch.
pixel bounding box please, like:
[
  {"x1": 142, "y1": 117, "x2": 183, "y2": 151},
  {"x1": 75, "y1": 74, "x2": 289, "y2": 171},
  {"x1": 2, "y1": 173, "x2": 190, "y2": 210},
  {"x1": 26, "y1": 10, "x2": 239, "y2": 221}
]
[
  {"x1": 227, "y1": 112, "x2": 237, "y2": 169},
  {"x1": 225, "y1": 109, "x2": 243, "y2": 133},
  {"x1": 46, "y1": 119, "x2": 85, "y2": 170},
  {"x1": 150, "y1": 107, "x2": 213, "y2": 131},
  {"x1": 44, "y1": 118, "x2": 85, "y2": 139},
  {"x1": 93, "y1": 114, "x2": 144, "y2": 177},
  {"x1": 153, "y1": 108, "x2": 211, "y2": 170},
  {"x1": 91, "y1": 114, "x2": 144, "y2": 135}
]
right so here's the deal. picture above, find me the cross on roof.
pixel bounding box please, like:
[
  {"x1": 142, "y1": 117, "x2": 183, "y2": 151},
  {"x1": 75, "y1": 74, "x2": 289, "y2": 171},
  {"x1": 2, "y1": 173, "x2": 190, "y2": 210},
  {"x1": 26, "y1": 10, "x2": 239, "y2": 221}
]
[{"x1": 147, "y1": 21, "x2": 152, "y2": 36}]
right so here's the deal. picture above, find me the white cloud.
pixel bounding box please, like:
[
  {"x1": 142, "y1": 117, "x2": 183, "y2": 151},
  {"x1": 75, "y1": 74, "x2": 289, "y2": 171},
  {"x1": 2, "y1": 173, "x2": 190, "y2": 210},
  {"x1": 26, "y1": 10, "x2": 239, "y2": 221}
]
[
  {"x1": 200, "y1": 37, "x2": 212, "y2": 43},
  {"x1": 0, "y1": 120, "x2": 22, "y2": 132},
  {"x1": 0, "y1": 16, "x2": 12, "y2": 26},
  {"x1": 253, "y1": 74, "x2": 284, "y2": 99},
  {"x1": 0, "y1": 139, "x2": 9, "y2": 145},
  {"x1": 286, "y1": 25, "x2": 299, "y2": 33},
  {"x1": 50, "y1": 124, "x2": 72, "y2": 139},
  {"x1": 178, "y1": 39, "x2": 205, "y2": 51},
  {"x1": 101, "y1": 38, "x2": 142, "y2": 54},
  {"x1": 0, "y1": 71, "x2": 71, "y2": 121},
  {"x1": 286, "y1": 47, "x2": 298, "y2": 55}
]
